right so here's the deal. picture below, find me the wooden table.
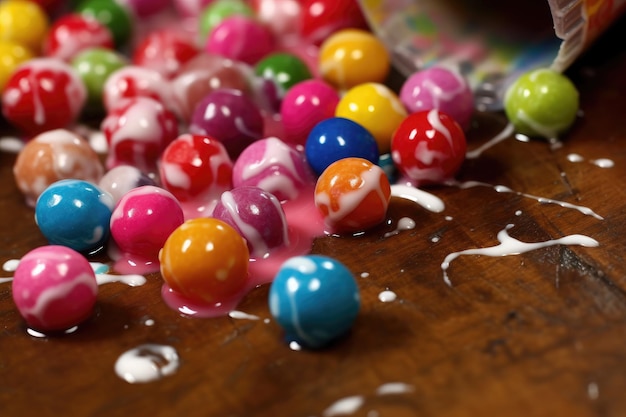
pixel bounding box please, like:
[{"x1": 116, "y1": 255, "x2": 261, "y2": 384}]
[{"x1": 3, "y1": 16, "x2": 626, "y2": 417}]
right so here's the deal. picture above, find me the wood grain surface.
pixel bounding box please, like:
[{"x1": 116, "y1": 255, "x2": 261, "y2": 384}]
[{"x1": 2, "y1": 15, "x2": 626, "y2": 417}]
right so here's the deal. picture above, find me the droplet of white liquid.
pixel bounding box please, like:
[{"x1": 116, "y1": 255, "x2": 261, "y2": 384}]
[
  {"x1": 322, "y1": 395, "x2": 365, "y2": 417},
  {"x1": 378, "y1": 290, "x2": 397, "y2": 302},
  {"x1": 3, "y1": 259, "x2": 20, "y2": 272},
  {"x1": 591, "y1": 158, "x2": 614, "y2": 168},
  {"x1": 115, "y1": 344, "x2": 180, "y2": 384}
]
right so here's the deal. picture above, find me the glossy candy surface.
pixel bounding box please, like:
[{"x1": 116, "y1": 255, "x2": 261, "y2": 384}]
[
  {"x1": 269, "y1": 254, "x2": 360, "y2": 348},
  {"x1": 255, "y1": 52, "x2": 312, "y2": 97},
  {"x1": 205, "y1": 15, "x2": 275, "y2": 65},
  {"x1": 280, "y1": 79, "x2": 340, "y2": 147},
  {"x1": 43, "y1": 13, "x2": 114, "y2": 62},
  {"x1": 13, "y1": 129, "x2": 104, "y2": 207},
  {"x1": 101, "y1": 96, "x2": 179, "y2": 174},
  {"x1": 98, "y1": 165, "x2": 156, "y2": 205},
  {"x1": 12, "y1": 245, "x2": 98, "y2": 332},
  {"x1": 319, "y1": 28, "x2": 390, "y2": 90},
  {"x1": 400, "y1": 66, "x2": 474, "y2": 130},
  {"x1": 212, "y1": 186, "x2": 289, "y2": 257},
  {"x1": 232, "y1": 137, "x2": 315, "y2": 201},
  {"x1": 103, "y1": 65, "x2": 175, "y2": 114},
  {"x1": 76, "y1": 0, "x2": 134, "y2": 47},
  {"x1": 198, "y1": 0, "x2": 254, "y2": 39},
  {"x1": 35, "y1": 179, "x2": 114, "y2": 253},
  {"x1": 159, "y1": 133, "x2": 233, "y2": 203},
  {"x1": 132, "y1": 28, "x2": 200, "y2": 79},
  {"x1": 189, "y1": 89, "x2": 264, "y2": 159},
  {"x1": 315, "y1": 157, "x2": 391, "y2": 233},
  {"x1": 300, "y1": 0, "x2": 368, "y2": 46},
  {"x1": 0, "y1": 41, "x2": 34, "y2": 92},
  {"x1": 118, "y1": 0, "x2": 169, "y2": 17},
  {"x1": 305, "y1": 117, "x2": 379, "y2": 176},
  {"x1": 504, "y1": 68, "x2": 579, "y2": 139},
  {"x1": 159, "y1": 218, "x2": 250, "y2": 304},
  {"x1": 0, "y1": 0, "x2": 48, "y2": 52},
  {"x1": 71, "y1": 47, "x2": 127, "y2": 111},
  {"x1": 335, "y1": 82, "x2": 407, "y2": 154},
  {"x1": 391, "y1": 109, "x2": 467, "y2": 186},
  {"x1": 251, "y1": 0, "x2": 302, "y2": 43},
  {"x1": 110, "y1": 186, "x2": 184, "y2": 261},
  {"x1": 2, "y1": 58, "x2": 87, "y2": 135}
]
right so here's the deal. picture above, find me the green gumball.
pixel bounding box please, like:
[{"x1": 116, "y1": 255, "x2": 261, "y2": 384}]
[
  {"x1": 198, "y1": 0, "x2": 253, "y2": 40},
  {"x1": 255, "y1": 52, "x2": 313, "y2": 95},
  {"x1": 76, "y1": 0, "x2": 134, "y2": 47},
  {"x1": 504, "y1": 68, "x2": 579, "y2": 139}
]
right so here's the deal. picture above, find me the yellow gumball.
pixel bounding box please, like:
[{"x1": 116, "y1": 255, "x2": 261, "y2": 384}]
[
  {"x1": 335, "y1": 82, "x2": 407, "y2": 154},
  {"x1": 319, "y1": 28, "x2": 390, "y2": 90},
  {"x1": 0, "y1": 40, "x2": 33, "y2": 91},
  {"x1": 0, "y1": 0, "x2": 49, "y2": 53}
]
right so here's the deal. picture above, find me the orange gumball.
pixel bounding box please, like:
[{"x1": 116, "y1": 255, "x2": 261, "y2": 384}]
[
  {"x1": 315, "y1": 157, "x2": 391, "y2": 233},
  {"x1": 159, "y1": 218, "x2": 250, "y2": 303}
]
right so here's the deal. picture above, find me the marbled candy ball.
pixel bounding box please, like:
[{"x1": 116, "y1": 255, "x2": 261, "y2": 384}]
[
  {"x1": 98, "y1": 165, "x2": 156, "y2": 205},
  {"x1": 76, "y1": 0, "x2": 134, "y2": 47},
  {"x1": 504, "y1": 68, "x2": 579, "y2": 139},
  {"x1": 13, "y1": 129, "x2": 104, "y2": 207},
  {"x1": 159, "y1": 218, "x2": 250, "y2": 304},
  {"x1": 199, "y1": 0, "x2": 254, "y2": 39},
  {"x1": 232, "y1": 137, "x2": 315, "y2": 201},
  {"x1": 300, "y1": 0, "x2": 368, "y2": 46},
  {"x1": 118, "y1": 0, "x2": 169, "y2": 17},
  {"x1": 400, "y1": 66, "x2": 474, "y2": 130},
  {"x1": 251, "y1": 0, "x2": 302, "y2": 42},
  {"x1": 2, "y1": 58, "x2": 87, "y2": 135},
  {"x1": 269, "y1": 254, "x2": 360, "y2": 348},
  {"x1": 391, "y1": 109, "x2": 467, "y2": 186},
  {"x1": 315, "y1": 157, "x2": 391, "y2": 233},
  {"x1": 305, "y1": 117, "x2": 379, "y2": 176},
  {"x1": 110, "y1": 186, "x2": 184, "y2": 261},
  {"x1": 189, "y1": 88, "x2": 264, "y2": 159},
  {"x1": 12, "y1": 245, "x2": 98, "y2": 332},
  {"x1": 35, "y1": 179, "x2": 114, "y2": 253},
  {"x1": 159, "y1": 133, "x2": 233, "y2": 203},
  {"x1": 213, "y1": 186, "x2": 289, "y2": 257},
  {"x1": 132, "y1": 28, "x2": 200, "y2": 79},
  {"x1": 43, "y1": 13, "x2": 114, "y2": 62},
  {"x1": 205, "y1": 15, "x2": 275, "y2": 65}
]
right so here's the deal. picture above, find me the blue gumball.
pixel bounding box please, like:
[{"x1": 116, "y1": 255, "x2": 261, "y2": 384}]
[
  {"x1": 305, "y1": 117, "x2": 379, "y2": 176},
  {"x1": 35, "y1": 179, "x2": 114, "y2": 253},
  {"x1": 269, "y1": 254, "x2": 360, "y2": 349}
]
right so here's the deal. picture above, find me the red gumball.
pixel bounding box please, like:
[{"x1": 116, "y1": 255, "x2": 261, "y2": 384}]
[
  {"x1": 132, "y1": 28, "x2": 200, "y2": 79},
  {"x1": 101, "y1": 97, "x2": 179, "y2": 175},
  {"x1": 159, "y1": 133, "x2": 233, "y2": 203},
  {"x1": 391, "y1": 109, "x2": 467, "y2": 186},
  {"x1": 1, "y1": 58, "x2": 86, "y2": 136},
  {"x1": 300, "y1": 0, "x2": 369, "y2": 45},
  {"x1": 43, "y1": 14, "x2": 114, "y2": 62}
]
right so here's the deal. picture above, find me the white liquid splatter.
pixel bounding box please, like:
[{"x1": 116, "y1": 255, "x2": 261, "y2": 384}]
[
  {"x1": 114, "y1": 344, "x2": 180, "y2": 384},
  {"x1": 376, "y1": 382, "x2": 414, "y2": 395},
  {"x1": 390, "y1": 184, "x2": 445, "y2": 212},
  {"x1": 0, "y1": 136, "x2": 24, "y2": 153},
  {"x1": 3, "y1": 259, "x2": 20, "y2": 272},
  {"x1": 441, "y1": 224, "x2": 599, "y2": 286},
  {"x1": 566, "y1": 153, "x2": 614, "y2": 168},
  {"x1": 96, "y1": 273, "x2": 147, "y2": 287},
  {"x1": 360, "y1": 272, "x2": 370, "y2": 278},
  {"x1": 323, "y1": 395, "x2": 365, "y2": 417},
  {"x1": 588, "y1": 382, "x2": 599, "y2": 400},
  {"x1": 228, "y1": 310, "x2": 261, "y2": 320},
  {"x1": 466, "y1": 122, "x2": 515, "y2": 159},
  {"x1": 384, "y1": 217, "x2": 417, "y2": 238},
  {"x1": 378, "y1": 290, "x2": 397, "y2": 302}
]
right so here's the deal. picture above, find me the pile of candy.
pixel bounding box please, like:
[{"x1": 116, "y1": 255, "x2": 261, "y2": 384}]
[{"x1": 1, "y1": 0, "x2": 580, "y2": 348}]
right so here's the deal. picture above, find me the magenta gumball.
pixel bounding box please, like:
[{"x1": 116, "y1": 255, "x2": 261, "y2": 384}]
[
  {"x1": 399, "y1": 66, "x2": 474, "y2": 130},
  {"x1": 212, "y1": 186, "x2": 289, "y2": 257},
  {"x1": 280, "y1": 79, "x2": 339, "y2": 147},
  {"x1": 12, "y1": 246, "x2": 98, "y2": 332},
  {"x1": 118, "y1": 0, "x2": 170, "y2": 17},
  {"x1": 205, "y1": 15, "x2": 275, "y2": 65},
  {"x1": 189, "y1": 89, "x2": 264, "y2": 159},
  {"x1": 232, "y1": 137, "x2": 315, "y2": 201}
]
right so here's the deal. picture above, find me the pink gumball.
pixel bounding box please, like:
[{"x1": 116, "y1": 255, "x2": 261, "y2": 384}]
[
  {"x1": 118, "y1": 0, "x2": 170, "y2": 17},
  {"x1": 205, "y1": 16, "x2": 275, "y2": 65},
  {"x1": 174, "y1": 0, "x2": 214, "y2": 17},
  {"x1": 280, "y1": 79, "x2": 339, "y2": 147},
  {"x1": 12, "y1": 246, "x2": 98, "y2": 332},
  {"x1": 251, "y1": 0, "x2": 302, "y2": 45}
]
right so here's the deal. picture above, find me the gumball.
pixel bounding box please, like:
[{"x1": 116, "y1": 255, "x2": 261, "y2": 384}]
[
  {"x1": 98, "y1": 165, "x2": 156, "y2": 205},
  {"x1": 2, "y1": 58, "x2": 87, "y2": 135},
  {"x1": 159, "y1": 218, "x2": 250, "y2": 304},
  {"x1": 12, "y1": 245, "x2": 98, "y2": 332},
  {"x1": 101, "y1": 96, "x2": 179, "y2": 174},
  {"x1": 400, "y1": 66, "x2": 474, "y2": 130},
  {"x1": 255, "y1": 52, "x2": 312, "y2": 98},
  {"x1": 110, "y1": 186, "x2": 184, "y2": 261},
  {"x1": 504, "y1": 68, "x2": 579, "y2": 139},
  {"x1": 315, "y1": 157, "x2": 391, "y2": 233},
  {"x1": 305, "y1": 117, "x2": 379, "y2": 176},
  {"x1": 213, "y1": 186, "x2": 289, "y2": 257},
  {"x1": 269, "y1": 254, "x2": 360, "y2": 348},
  {"x1": 171, "y1": 53, "x2": 250, "y2": 121},
  {"x1": 205, "y1": 15, "x2": 275, "y2": 65},
  {"x1": 251, "y1": 0, "x2": 302, "y2": 44},
  {"x1": 300, "y1": 0, "x2": 368, "y2": 46},
  {"x1": 13, "y1": 129, "x2": 104, "y2": 207},
  {"x1": 335, "y1": 82, "x2": 407, "y2": 154},
  {"x1": 319, "y1": 29, "x2": 390, "y2": 90},
  {"x1": 159, "y1": 133, "x2": 233, "y2": 203},
  {"x1": 174, "y1": 0, "x2": 214, "y2": 17},
  {"x1": 71, "y1": 47, "x2": 128, "y2": 112},
  {"x1": 0, "y1": 0, "x2": 48, "y2": 53},
  {"x1": 35, "y1": 179, "x2": 114, "y2": 253},
  {"x1": 43, "y1": 14, "x2": 114, "y2": 62},
  {"x1": 103, "y1": 65, "x2": 175, "y2": 115},
  {"x1": 198, "y1": 0, "x2": 254, "y2": 39},
  {"x1": 189, "y1": 89, "x2": 264, "y2": 159},
  {"x1": 0, "y1": 41, "x2": 34, "y2": 92},
  {"x1": 232, "y1": 137, "x2": 315, "y2": 201},
  {"x1": 76, "y1": 0, "x2": 134, "y2": 47},
  {"x1": 391, "y1": 109, "x2": 467, "y2": 186},
  {"x1": 132, "y1": 28, "x2": 200, "y2": 79},
  {"x1": 118, "y1": 0, "x2": 169, "y2": 17},
  {"x1": 280, "y1": 79, "x2": 339, "y2": 147}
]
